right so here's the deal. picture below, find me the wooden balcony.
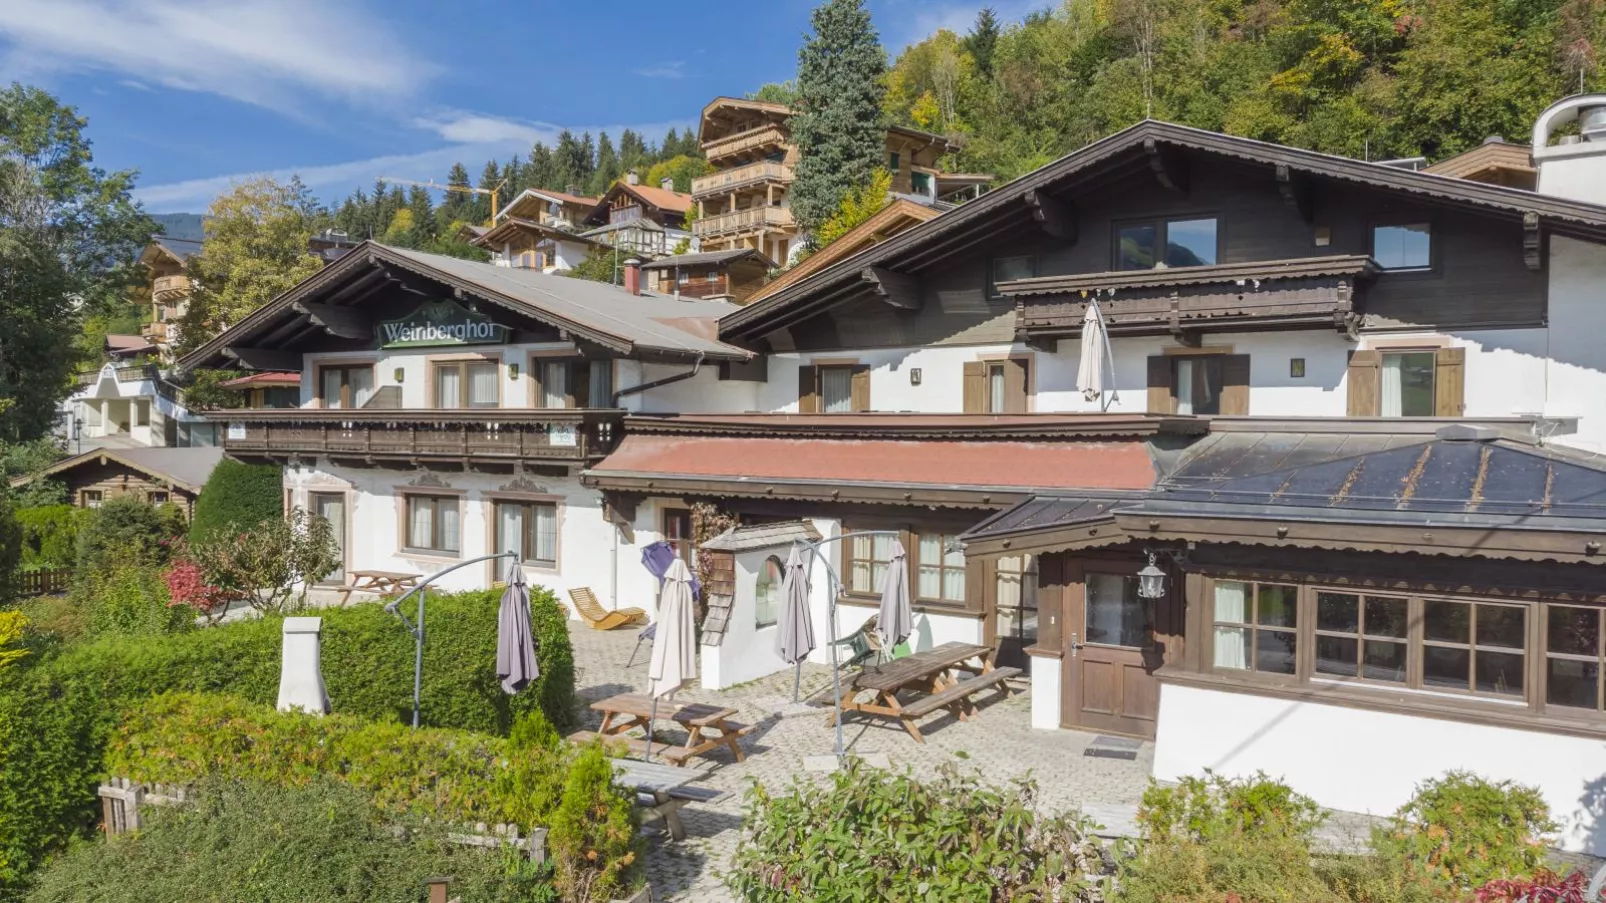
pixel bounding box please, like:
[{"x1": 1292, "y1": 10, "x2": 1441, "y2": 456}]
[
  {"x1": 694, "y1": 206, "x2": 794, "y2": 239},
  {"x1": 701, "y1": 125, "x2": 787, "y2": 163},
  {"x1": 656, "y1": 277, "x2": 731, "y2": 299},
  {"x1": 691, "y1": 161, "x2": 793, "y2": 199},
  {"x1": 212, "y1": 408, "x2": 625, "y2": 465},
  {"x1": 152, "y1": 274, "x2": 190, "y2": 301}
]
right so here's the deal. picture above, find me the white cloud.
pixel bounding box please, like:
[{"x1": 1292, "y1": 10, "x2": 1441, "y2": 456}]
[
  {"x1": 0, "y1": 0, "x2": 433, "y2": 116},
  {"x1": 633, "y1": 61, "x2": 688, "y2": 80},
  {"x1": 118, "y1": 79, "x2": 151, "y2": 91},
  {"x1": 412, "y1": 112, "x2": 555, "y2": 147}
]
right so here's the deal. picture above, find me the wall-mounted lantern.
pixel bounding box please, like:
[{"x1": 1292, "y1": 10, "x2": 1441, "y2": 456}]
[
  {"x1": 1136, "y1": 551, "x2": 1167, "y2": 600},
  {"x1": 393, "y1": 367, "x2": 405, "y2": 383},
  {"x1": 509, "y1": 362, "x2": 520, "y2": 380}
]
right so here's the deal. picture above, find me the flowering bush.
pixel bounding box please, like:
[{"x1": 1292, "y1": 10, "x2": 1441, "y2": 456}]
[
  {"x1": 162, "y1": 558, "x2": 231, "y2": 624},
  {"x1": 1475, "y1": 869, "x2": 1594, "y2": 903}
]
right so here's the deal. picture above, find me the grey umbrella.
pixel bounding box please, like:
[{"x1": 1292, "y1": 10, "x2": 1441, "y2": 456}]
[
  {"x1": 776, "y1": 545, "x2": 815, "y2": 701},
  {"x1": 645, "y1": 558, "x2": 697, "y2": 759},
  {"x1": 495, "y1": 562, "x2": 539, "y2": 695},
  {"x1": 876, "y1": 539, "x2": 913, "y2": 654}
]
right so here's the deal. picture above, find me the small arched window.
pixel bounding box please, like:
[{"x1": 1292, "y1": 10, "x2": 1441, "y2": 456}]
[{"x1": 755, "y1": 555, "x2": 784, "y2": 629}]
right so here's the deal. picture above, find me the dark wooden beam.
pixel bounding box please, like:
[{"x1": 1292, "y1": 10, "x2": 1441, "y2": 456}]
[
  {"x1": 222, "y1": 346, "x2": 303, "y2": 371},
  {"x1": 1144, "y1": 138, "x2": 1189, "y2": 193},
  {"x1": 1275, "y1": 164, "x2": 1313, "y2": 223},
  {"x1": 1022, "y1": 188, "x2": 1076, "y2": 241},
  {"x1": 1524, "y1": 212, "x2": 1542, "y2": 271},
  {"x1": 1017, "y1": 329, "x2": 1058, "y2": 353},
  {"x1": 859, "y1": 266, "x2": 922, "y2": 310},
  {"x1": 259, "y1": 313, "x2": 314, "y2": 347},
  {"x1": 292, "y1": 302, "x2": 373, "y2": 340}
]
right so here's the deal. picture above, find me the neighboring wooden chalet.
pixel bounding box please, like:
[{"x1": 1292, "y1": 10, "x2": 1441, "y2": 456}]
[
  {"x1": 13, "y1": 446, "x2": 223, "y2": 513},
  {"x1": 1423, "y1": 136, "x2": 1537, "y2": 189},
  {"x1": 746, "y1": 197, "x2": 942, "y2": 305},
  {"x1": 471, "y1": 217, "x2": 604, "y2": 273},
  {"x1": 638, "y1": 249, "x2": 774, "y2": 303},
  {"x1": 582, "y1": 174, "x2": 694, "y2": 256},
  {"x1": 138, "y1": 234, "x2": 202, "y2": 352},
  {"x1": 496, "y1": 187, "x2": 600, "y2": 230}
]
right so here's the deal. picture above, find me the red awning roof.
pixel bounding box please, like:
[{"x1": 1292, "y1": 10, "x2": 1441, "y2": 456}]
[
  {"x1": 219, "y1": 371, "x2": 300, "y2": 389},
  {"x1": 588, "y1": 434, "x2": 1156, "y2": 495}
]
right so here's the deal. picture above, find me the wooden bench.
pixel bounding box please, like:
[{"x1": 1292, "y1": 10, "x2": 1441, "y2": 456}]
[
  {"x1": 632, "y1": 785, "x2": 729, "y2": 839},
  {"x1": 567, "y1": 730, "x2": 695, "y2": 765},
  {"x1": 898, "y1": 666, "x2": 1023, "y2": 720}
]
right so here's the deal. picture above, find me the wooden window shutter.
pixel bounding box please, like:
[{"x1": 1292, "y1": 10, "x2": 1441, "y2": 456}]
[
  {"x1": 1146, "y1": 356, "x2": 1174, "y2": 414},
  {"x1": 962, "y1": 361, "x2": 986, "y2": 413},
  {"x1": 1434, "y1": 347, "x2": 1466, "y2": 416},
  {"x1": 850, "y1": 365, "x2": 871, "y2": 413},
  {"x1": 797, "y1": 364, "x2": 820, "y2": 414},
  {"x1": 1004, "y1": 357, "x2": 1031, "y2": 414},
  {"x1": 1346, "y1": 350, "x2": 1382, "y2": 416},
  {"x1": 530, "y1": 362, "x2": 544, "y2": 409},
  {"x1": 1219, "y1": 354, "x2": 1251, "y2": 415},
  {"x1": 965, "y1": 555, "x2": 993, "y2": 615}
]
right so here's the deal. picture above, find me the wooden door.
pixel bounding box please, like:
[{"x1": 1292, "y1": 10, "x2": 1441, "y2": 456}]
[{"x1": 1063, "y1": 558, "x2": 1166, "y2": 739}]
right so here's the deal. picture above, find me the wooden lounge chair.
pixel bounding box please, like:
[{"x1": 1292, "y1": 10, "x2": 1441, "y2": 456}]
[{"x1": 568, "y1": 587, "x2": 647, "y2": 631}]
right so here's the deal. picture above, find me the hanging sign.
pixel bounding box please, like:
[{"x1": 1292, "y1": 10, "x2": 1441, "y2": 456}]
[{"x1": 376, "y1": 299, "x2": 510, "y2": 349}]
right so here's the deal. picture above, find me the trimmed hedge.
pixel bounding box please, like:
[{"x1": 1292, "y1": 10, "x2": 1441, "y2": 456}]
[
  {"x1": 0, "y1": 585, "x2": 575, "y2": 894},
  {"x1": 14, "y1": 505, "x2": 84, "y2": 570},
  {"x1": 187, "y1": 459, "x2": 282, "y2": 542}
]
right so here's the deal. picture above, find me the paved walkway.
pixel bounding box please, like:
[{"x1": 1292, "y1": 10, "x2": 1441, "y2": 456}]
[{"x1": 568, "y1": 627, "x2": 1155, "y2": 902}]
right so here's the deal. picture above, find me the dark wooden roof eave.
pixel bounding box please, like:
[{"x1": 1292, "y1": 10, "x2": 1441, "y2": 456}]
[
  {"x1": 720, "y1": 119, "x2": 1606, "y2": 342},
  {"x1": 618, "y1": 412, "x2": 1206, "y2": 441}
]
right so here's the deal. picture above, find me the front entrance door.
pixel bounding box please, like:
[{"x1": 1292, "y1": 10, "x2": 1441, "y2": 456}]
[
  {"x1": 310, "y1": 492, "x2": 347, "y2": 584},
  {"x1": 1063, "y1": 560, "x2": 1165, "y2": 738}
]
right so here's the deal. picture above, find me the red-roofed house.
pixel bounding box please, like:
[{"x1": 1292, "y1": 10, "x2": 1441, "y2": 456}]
[{"x1": 581, "y1": 172, "x2": 695, "y2": 256}]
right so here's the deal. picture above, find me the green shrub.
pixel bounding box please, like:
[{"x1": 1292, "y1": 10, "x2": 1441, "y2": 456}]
[
  {"x1": 0, "y1": 584, "x2": 575, "y2": 896},
  {"x1": 1117, "y1": 829, "x2": 1344, "y2": 903},
  {"x1": 14, "y1": 505, "x2": 84, "y2": 569},
  {"x1": 187, "y1": 459, "x2": 282, "y2": 543},
  {"x1": 74, "y1": 496, "x2": 183, "y2": 576},
  {"x1": 1137, "y1": 770, "x2": 1327, "y2": 845},
  {"x1": 183, "y1": 507, "x2": 341, "y2": 613},
  {"x1": 1372, "y1": 771, "x2": 1556, "y2": 895},
  {"x1": 727, "y1": 758, "x2": 1109, "y2": 902},
  {"x1": 78, "y1": 563, "x2": 191, "y2": 638},
  {"x1": 25, "y1": 777, "x2": 558, "y2": 903},
  {"x1": 103, "y1": 693, "x2": 630, "y2": 899}
]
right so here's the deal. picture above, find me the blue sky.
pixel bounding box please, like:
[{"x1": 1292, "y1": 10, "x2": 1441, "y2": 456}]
[{"x1": 0, "y1": 0, "x2": 1039, "y2": 214}]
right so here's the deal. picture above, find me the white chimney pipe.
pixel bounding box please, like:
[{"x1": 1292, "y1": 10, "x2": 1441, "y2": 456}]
[
  {"x1": 1532, "y1": 94, "x2": 1606, "y2": 205},
  {"x1": 277, "y1": 617, "x2": 330, "y2": 714}
]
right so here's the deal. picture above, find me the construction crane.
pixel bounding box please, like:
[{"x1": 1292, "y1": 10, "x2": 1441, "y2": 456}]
[{"x1": 379, "y1": 176, "x2": 509, "y2": 227}]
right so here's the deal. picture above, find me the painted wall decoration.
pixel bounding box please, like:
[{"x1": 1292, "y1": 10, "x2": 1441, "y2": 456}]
[{"x1": 376, "y1": 299, "x2": 511, "y2": 349}]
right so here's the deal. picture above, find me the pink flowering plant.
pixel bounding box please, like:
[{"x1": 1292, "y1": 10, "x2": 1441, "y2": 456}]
[{"x1": 163, "y1": 557, "x2": 232, "y2": 624}]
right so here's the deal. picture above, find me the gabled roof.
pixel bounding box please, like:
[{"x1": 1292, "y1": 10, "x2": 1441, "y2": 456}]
[
  {"x1": 1423, "y1": 137, "x2": 1535, "y2": 187},
  {"x1": 470, "y1": 217, "x2": 604, "y2": 250},
  {"x1": 219, "y1": 371, "x2": 300, "y2": 389},
  {"x1": 592, "y1": 181, "x2": 694, "y2": 218},
  {"x1": 12, "y1": 446, "x2": 224, "y2": 494},
  {"x1": 496, "y1": 187, "x2": 600, "y2": 221},
  {"x1": 179, "y1": 241, "x2": 751, "y2": 370},
  {"x1": 140, "y1": 235, "x2": 203, "y2": 268},
  {"x1": 720, "y1": 119, "x2": 1606, "y2": 343},
  {"x1": 638, "y1": 248, "x2": 775, "y2": 270},
  {"x1": 701, "y1": 521, "x2": 821, "y2": 552},
  {"x1": 746, "y1": 198, "x2": 942, "y2": 304}
]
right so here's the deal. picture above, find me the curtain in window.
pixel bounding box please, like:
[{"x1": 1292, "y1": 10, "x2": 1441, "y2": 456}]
[
  {"x1": 533, "y1": 504, "x2": 557, "y2": 562},
  {"x1": 468, "y1": 362, "x2": 499, "y2": 407},
  {"x1": 541, "y1": 362, "x2": 568, "y2": 408},
  {"x1": 497, "y1": 502, "x2": 524, "y2": 559},
  {"x1": 1175, "y1": 360, "x2": 1195, "y2": 415},
  {"x1": 588, "y1": 360, "x2": 613, "y2": 408},
  {"x1": 821, "y1": 367, "x2": 853, "y2": 413},
  {"x1": 321, "y1": 369, "x2": 345, "y2": 408},
  {"x1": 1213, "y1": 581, "x2": 1249, "y2": 669},
  {"x1": 942, "y1": 541, "x2": 965, "y2": 600},
  {"x1": 348, "y1": 368, "x2": 374, "y2": 408},
  {"x1": 409, "y1": 498, "x2": 433, "y2": 549},
  {"x1": 988, "y1": 366, "x2": 1005, "y2": 413},
  {"x1": 436, "y1": 366, "x2": 462, "y2": 409},
  {"x1": 917, "y1": 534, "x2": 944, "y2": 598},
  {"x1": 440, "y1": 502, "x2": 460, "y2": 552},
  {"x1": 1380, "y1": 355, "x2": 1404, "y2": 417}
]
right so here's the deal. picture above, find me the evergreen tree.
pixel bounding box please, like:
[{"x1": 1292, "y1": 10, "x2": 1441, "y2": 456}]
[
  {"x1": 659, "y1": 127, "x2": 681, "y2": 162},
  {"x1": 528, "y1": 142, "x2": 557, "y2": 193},
  {"x1": 577, "y1": 132, "x2": 597, "y2": 189},
  {"x1": 404, "y1": 186, "x2": 434, "y2": 248},
  {"x1": 790, "y1": 0, "x2": 889, "y2": 239},
  {"x1": 553, "y1": 130, "x2": 584, "y2": 191},
  {"x1": 438, "y1": 163, "x2": 472, "y2": 228},
  {"x1": 472, "y1": 161, "x2": 501, "y2": 224},
  {"x1": 619, "y1": 129, "x2": 649, "y2": 175},
  {"x1": 592, "y1": 131, "x2": 620, "y2": 197},
  {"x1": 965, "y1": 7, "x2": 1000, "y2": 77}
]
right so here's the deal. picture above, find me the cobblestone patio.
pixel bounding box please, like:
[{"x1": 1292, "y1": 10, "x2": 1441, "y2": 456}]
[{"x1": 569, "y1": 627, "x2": 1155, "y2": 903}]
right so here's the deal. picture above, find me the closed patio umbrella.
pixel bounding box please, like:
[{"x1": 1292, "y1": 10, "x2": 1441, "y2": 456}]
[
  {"x1": 876, "y1": 539, "x2": 913, "y2": 653},
  {"x1": 1076, "y1": 300, "x2": 1109, "y2": 403},
  {"x1": 495, "y1": 562, "x2": 539, "y2": 695},
  {"x1": 645, "y1": 558, "x2": 697, "y2": 759},
  {"x1": 776, "y1": 545, "x2": 815, "y2": 700}
]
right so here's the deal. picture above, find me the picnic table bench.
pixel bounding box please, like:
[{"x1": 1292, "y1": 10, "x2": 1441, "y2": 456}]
[
  {"x1": 334, "y1": 570, "x2": 421, "y2": 605},
  {"x1": 829, "y1": 641, "x2": 1022, "y2": 743},
  {"x1": 608, "y1": 758, "x2": 727, "y2": 840},
  {"x1": 570, "y1": 693, "x2": 753, "y2": 766}
]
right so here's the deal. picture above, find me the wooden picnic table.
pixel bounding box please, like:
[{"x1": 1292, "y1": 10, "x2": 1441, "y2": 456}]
[
  {"x1": 335, "y1": 570, "x2": 421, "y2": 605},
  {"x1": 829, "y1": 641, "x2": 1021, "y2": 743},
  {"x1": 582, "y1": 692, "x2": 754, "y2": 767},
  {"x1": 610, "y1": 758, "x2": 723, "y2": 841}
]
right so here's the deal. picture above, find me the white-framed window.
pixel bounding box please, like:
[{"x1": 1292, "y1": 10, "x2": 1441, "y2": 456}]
[
  {"x1": 405, "y1": 494, "x2": 461, "y2": 554},
  {"x1": 495, "y1": 500, "x2": 558, "y2": 568}
]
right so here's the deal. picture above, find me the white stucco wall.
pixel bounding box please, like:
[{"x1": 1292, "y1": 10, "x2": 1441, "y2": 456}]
[
  {"x1": 700, "y1": 547, "x2": 791, "y2": 690},
  {"x1": 1029, "y1": 654, "x2": 1061, "y2": 730},
  {"x1": 1542, "y1": 236, "x2": 1606, "y2": 455},
  {"x1": 1153, "y1": 682, "x2": 1606, "y2": 855}
]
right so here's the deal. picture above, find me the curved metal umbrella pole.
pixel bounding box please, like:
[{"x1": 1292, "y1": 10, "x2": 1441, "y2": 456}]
[{"x1": 383, "y1": 551, "x2": 518, "y2": 729}]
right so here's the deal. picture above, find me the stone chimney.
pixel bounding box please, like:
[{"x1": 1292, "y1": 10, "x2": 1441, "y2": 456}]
[
  {"x1": 1532, "y1": 94, "x2": 1606, "y2": 205},
  {"x1": 626, "y1": 169, "x2": 640, "y2": 186},
  {"x1": 623, "y1": 257, "x2": 642, "y2": 296},
  {"x1": 661, "y1": 177, "x2": 676, "y2": 192},
  {"x1": 277, "y1": 617, "x2": 329, "y2": 714}
]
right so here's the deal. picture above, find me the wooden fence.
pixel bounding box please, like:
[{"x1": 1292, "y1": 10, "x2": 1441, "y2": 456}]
[
  {"x1": 18, "y1": 568, "x2": 72, "y2": 597},
  {"x1": 97, "y1": 777, "x2": 547, "y2": 862}
]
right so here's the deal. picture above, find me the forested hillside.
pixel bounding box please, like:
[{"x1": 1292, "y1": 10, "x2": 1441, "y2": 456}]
[{"x1": 885, "y1": 0, "x2": 1606, "y2": 182}]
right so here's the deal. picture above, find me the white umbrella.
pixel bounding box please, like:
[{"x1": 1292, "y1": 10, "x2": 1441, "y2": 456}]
[
  {"x1": 645, "y1": 558, "x2": 697, "y2": 759},
  {"x1": 875, "y1": 540, "x2": 913, "y2": 653},
  {"x1": 1076, "y1": 300, "x2": 1108, "y2": 403}
]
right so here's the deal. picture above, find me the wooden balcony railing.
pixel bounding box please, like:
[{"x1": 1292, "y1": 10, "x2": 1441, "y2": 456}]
[
  {"x1": 657, "y1": 278, "x2": 730, "y2": 299},
  {"x1": 691, "y1": 161, "x2": 793, "y2": 198},
  {"x1": 152, "y1": 274, "x2": 190, "y2": 301},
  {"x1": 694, "y1": 206, "x2": 794, "y2": 238},
  {"x1": 701, "y1": 125, "x2": 787, "y2": 162},
  {"x1": 211, "y1": 408, "x2": 625, "y2": 464}
]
